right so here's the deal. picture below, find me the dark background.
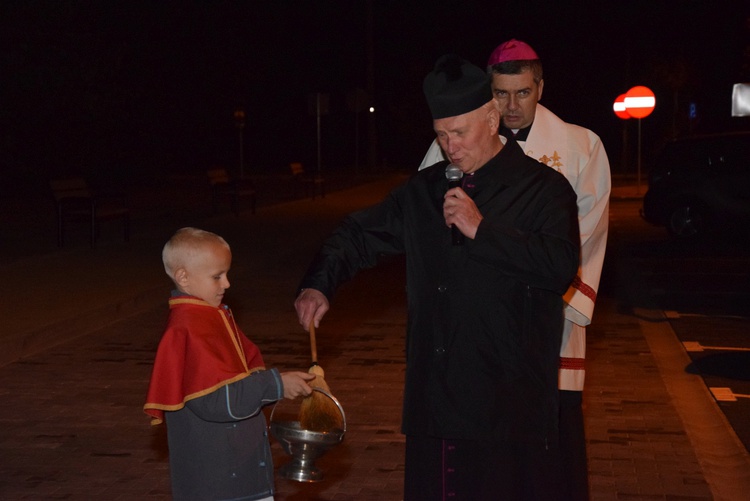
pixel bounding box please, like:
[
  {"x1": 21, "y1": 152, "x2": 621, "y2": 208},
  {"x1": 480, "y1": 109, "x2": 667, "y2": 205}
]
[{"x1": 2, "y1": 1, "x2": 749, "y2": 196}]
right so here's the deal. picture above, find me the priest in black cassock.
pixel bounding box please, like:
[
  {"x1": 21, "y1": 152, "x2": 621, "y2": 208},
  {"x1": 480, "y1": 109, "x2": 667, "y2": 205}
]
[{"x1": 294, "y1": 54, "x2": 580, "y2": 501}]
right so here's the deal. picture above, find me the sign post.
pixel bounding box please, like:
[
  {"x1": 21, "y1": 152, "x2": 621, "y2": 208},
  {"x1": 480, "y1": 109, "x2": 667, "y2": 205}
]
[
  {"x1": 234, "y1": 108, "x2": 246, "y2": 178},
  {"x1": 613, "y1": 94, "x2": 631, "y2": 178},
  {"x1": 624, "y1": 86, "x2": 655, "y2": 195},
  {"x1": 308, "y1": 93, "x2": 330, "y2": 178}
]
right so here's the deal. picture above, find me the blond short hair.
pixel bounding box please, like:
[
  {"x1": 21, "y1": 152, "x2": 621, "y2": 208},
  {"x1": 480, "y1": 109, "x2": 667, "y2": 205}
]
[{"x1": 162, "y1": 227, "x2": 230, "y2": 279}]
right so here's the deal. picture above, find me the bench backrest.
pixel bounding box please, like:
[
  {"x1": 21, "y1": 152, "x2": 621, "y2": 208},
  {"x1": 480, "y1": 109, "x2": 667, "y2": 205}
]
[
  {"x1": 207, "y1": 168, "x2": 231, "y2": 186},
  {"x1": 290, "y1": 162, "x2": 305, "y2": 176},
  {"x1": 50, "y1": 178, "x2": 92, "y2": 202}
]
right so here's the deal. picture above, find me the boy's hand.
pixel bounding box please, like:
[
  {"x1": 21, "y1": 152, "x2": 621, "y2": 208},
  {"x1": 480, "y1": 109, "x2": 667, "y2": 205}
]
[
  {"x1": 294, "y1": 288, "x2": 329, "y2": 330},
  {"x1": 280, "y1": 371, "x2": 315, "y2": 399}
]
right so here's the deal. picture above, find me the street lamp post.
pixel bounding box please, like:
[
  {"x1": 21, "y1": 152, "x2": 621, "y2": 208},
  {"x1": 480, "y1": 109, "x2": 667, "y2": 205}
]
[{"x1": 234, "y1": 108, "x2": 246, "y2": 178}]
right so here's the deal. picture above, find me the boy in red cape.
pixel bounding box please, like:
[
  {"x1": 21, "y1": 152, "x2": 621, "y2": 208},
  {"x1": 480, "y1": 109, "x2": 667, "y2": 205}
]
[{"x1": 145, "y1": 227, "x2": 313, "y2": 501}]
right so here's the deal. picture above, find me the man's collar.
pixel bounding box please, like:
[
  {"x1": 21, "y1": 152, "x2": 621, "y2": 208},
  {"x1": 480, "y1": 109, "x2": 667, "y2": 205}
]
[{"x1": 499, "y1": 123, "x2": 532, "y2": 142}]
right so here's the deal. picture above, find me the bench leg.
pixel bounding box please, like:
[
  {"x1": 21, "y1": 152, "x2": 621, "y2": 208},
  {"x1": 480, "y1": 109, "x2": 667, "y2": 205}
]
[
  {"x1": 91, "y1": 210, "x2": 96, "y2": 248},
  {"x1": 124, "y1": 215, "x2": 130, "y2": 242},
  {"x1": 57, "y1": 210, "x2": 64, "y2": 247}
]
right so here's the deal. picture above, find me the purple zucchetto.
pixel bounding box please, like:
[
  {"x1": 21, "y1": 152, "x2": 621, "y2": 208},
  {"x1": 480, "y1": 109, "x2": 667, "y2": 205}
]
[{"x1": 487, "y1": 39, "x2": 539, "y2": 66}]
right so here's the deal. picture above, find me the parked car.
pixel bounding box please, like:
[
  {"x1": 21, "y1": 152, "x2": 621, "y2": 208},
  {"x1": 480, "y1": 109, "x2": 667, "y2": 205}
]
[{"x1": 640, "y1": 131, "x2": 750, "y2": 237}]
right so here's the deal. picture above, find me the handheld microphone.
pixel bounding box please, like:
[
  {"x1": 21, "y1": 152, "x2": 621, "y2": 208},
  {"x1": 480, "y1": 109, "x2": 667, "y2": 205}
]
[{"x1": 445, "y1": 164, "x2": 464, "y2": 246}]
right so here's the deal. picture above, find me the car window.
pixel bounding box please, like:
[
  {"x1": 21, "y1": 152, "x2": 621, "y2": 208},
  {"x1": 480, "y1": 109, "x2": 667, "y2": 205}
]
[
  {"x1": 708, "y1": 136, "x2": 750, "y2": 174},
  {"x1": 661, "y1": 140, "x2": 707, "y2": 177},
  {"x1": 652, "y1": 133, "x2": 750, "y2": 183}
]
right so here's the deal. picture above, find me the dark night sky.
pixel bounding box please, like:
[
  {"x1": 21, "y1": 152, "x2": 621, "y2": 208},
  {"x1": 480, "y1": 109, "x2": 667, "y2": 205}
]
[{"x1": 1, "y1": 1, "x2": 749, "y2": 193}]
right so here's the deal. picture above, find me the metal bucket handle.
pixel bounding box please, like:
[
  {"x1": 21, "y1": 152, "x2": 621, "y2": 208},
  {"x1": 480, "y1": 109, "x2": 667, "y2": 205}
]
[{"x1": 270, "y1": 387, "x2": 347, "y2": 433}]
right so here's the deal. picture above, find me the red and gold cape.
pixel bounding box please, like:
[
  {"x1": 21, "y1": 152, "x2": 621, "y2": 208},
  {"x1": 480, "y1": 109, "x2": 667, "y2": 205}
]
[{"x1": 144, "y1": 296, "x2": 265, "y2": 425}]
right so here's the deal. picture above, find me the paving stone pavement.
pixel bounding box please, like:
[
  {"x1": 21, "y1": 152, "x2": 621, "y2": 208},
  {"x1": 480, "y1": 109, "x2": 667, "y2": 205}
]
[{"x1": 1, "y1": 173, "x2": 749, "y2": 500}]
